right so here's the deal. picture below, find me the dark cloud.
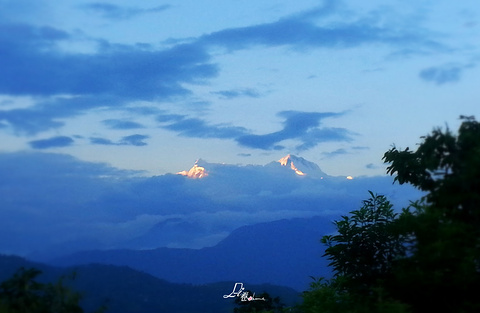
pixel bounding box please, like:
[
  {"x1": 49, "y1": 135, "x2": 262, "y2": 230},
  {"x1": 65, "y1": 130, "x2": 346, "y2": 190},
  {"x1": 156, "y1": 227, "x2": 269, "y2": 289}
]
[
  {"x1": 236, "y1": 133, "x2": 284, "y2": 151},
  {"x1": 0, "y1": 107, "x2": 65, "y2": 135},
  {"x1": 0, "y1": 24, "x2": 217, "y2": 98},
  {"x1": 0, "y1": 2, "x2": 444, "y2": 139},
  {"x1": 158, "y1": 114, "x2": 248, "y2": 139},
  {"x1": 126, "y1": 106, "x2": 162, "y2": 116},
  {"x1": 102, "y1": 119, "x2": 145, "y2": 130},
  {"x1": 0, "y1": 23, "x2": 69, "y2": 51},
  {"x1": 200, "y1": 8, "x2": 441, "y2": 52},
  {"x1": 419, "y1": 63, "x2": 474, "y2": 85},
  {"x1": 157, "y1": 110, "x2": 352, "y2": 151},
  {"x1": 2, "y1": 3, "x2": 436, "y2": 100},
  {"x1": 156, "y1": 114, "x2": 185, "y2": 123},
  {"x1": 90, "y1": 137, "x2": 116, "y2": 145},
  {"x1": 295, "y1": 127, "x2": 354, "y2": 151},
  {"x1": 80, "y1": 3, "x2": 171, "y2": 20},
  {"x1": 211, "y1": 88, "x2": 261, "y2": 99},
  {"x1": 366, "y1": 163, "x2": 380, "y2": 169},
  {"x1": 0, "y1": 95, "x2": 124, "y2": 135},
  {"x1": 120, "y1": 134, "x2": 149, "y2": 146},
  {"x1": 29, "y1": 136, "x2": 74, "y2": 149},
  {"x1": 90, "y1": 134, "x2": 149, "y2": 146},
  {"x1": 321, "y1": 148, "x2": 348, "y2": 158},
  {"x1": 0, "y1": 23, "x2": 217, "y2": 134},
  {"x1": 236, "y1": 111, "x2": 353, "y2": 150},
  {"x1": 352, "y1": 146, "x2": 369, "y2": 150}
]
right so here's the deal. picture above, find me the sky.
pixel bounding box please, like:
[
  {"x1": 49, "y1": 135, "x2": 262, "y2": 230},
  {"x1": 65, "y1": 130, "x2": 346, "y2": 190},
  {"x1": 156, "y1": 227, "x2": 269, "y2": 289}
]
[
  {"x1": 0, "y1": 0, "x2": 479, "y2": 259},
  {"x1": 1, "y1": 0, "x2": 479, "y2": 176}
]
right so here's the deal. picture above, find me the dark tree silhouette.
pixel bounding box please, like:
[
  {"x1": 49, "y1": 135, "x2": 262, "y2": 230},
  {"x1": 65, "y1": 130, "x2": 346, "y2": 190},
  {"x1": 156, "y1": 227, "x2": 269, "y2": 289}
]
[
  {"x1": 321, "y1": 192, "x2": 405, "y2": 296},
  {"x1": 301, "y1": 116, "x2": 480, "y2": 313},
  {"x1": 382, "y1": 116, "x2": 480, "y2": 312},
  {"x1": 233, "y1": 290, "x2": 284, "y2": 313},
  {"x1": 0, "y1": 267, "x2": 105, "y2": 313}
]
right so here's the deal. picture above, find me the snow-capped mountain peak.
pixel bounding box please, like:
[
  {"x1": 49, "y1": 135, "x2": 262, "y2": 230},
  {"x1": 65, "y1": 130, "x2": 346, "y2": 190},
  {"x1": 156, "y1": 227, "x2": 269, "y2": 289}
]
[
  {"x1": 278, "y1": 154, "x2": 306, "y2": 176},
  {"x1": 276, "y1": 154, "x2": 327, "y2": 178},
  {"x1": 177, "y1": 154, "x2": 327, "y2": 179},
  {"x1": 176, "y1": 159, "x2": 209, "y2": 179}
]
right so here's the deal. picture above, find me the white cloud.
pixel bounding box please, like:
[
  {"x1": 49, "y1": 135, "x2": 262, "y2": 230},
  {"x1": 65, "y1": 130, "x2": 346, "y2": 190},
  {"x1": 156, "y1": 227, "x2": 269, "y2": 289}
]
[{"x1": 0, "y1": 151, "x2": 422, "y2": 258}]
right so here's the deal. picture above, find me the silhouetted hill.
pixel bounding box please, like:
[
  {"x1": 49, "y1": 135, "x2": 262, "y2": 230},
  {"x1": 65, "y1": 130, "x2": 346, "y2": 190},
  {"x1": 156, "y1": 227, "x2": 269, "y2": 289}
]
[
  {"x1": 51, "y1": 216, "x2": 335, "y2": 291},
  {"x1": 0, "y1": 254, "x2": 300, "y2": 313}
]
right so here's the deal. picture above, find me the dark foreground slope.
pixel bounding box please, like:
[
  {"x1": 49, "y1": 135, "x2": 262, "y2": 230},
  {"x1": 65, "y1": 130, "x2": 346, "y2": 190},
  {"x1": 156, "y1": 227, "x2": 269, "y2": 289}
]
[{"x1": 0, "y1": 255, "x2": 299, "y2": 313}]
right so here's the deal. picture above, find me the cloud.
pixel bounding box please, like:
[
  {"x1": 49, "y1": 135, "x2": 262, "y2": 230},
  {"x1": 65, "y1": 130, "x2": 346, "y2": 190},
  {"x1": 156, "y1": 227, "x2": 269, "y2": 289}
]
[
  {"x1": 0, "y1": 151, "x2": 423, "y2": 258},
  {"x1": 321, "y1": 148, "x2": 348, "y2": 158},
  {"x1": 0, "y1": 151, "x2": 142, "y2": 256},
  {"x1": 366, "y1": 163, "x2": 381, "y2": 170},
  {"x1": 0, "y1": 23, "x2": 217, "y2": 99},
  {"x1": 0, "y1": 23, "x2": 217, "y2": 134},
  {"x1": 0, "y1": 2, "x2": 444, "y2": 139},
  {"x1": 199, "y1": 5, "x2": 442, "y2": 53},
  {"x1": 90, "y1": 134, "x2": 149, "y2": 146},
  {"x1": 80, "y1": 3, "x2": 171, "y2": 20},
  {"x1": 0, "y1": 108, "x2": 64, "y2": 135},
  {"x1": 419, "y1": 63, "x2": 474, "y2": 85},
  {"x1": 102, "y1": 119, "x2": 145, "y2": 130},
  {"x1": 29, "y1": 136, "x2": 74, "y2": 149},
  {"x1": 295, "y1": 128, "x2": 354, "y2": 151},
  {"x1": 91, "y1": 137, "x2": 115, "y2": 145},
  {"x1": 2, "y1": 2, "x2": 431, "y2": 100},
  {"x1": 158, "y1": 114, "x2": 248, "y2": 139},
  {"x1": 157, "y1": 110, "x2": 353, "y2": 151},
  {"x1": 352, "y1": 146, "x2": 369, "y2": 150},
  {"x1": 0, "y1": 23, "x2": 70, "y2": 51},
  {"x1": 119, "y1": 134, "x2": 149, "y2": 146},
  {"x1": 236, "y1": 111, "x2": 353, "y2": 150},
  {"x1": 0, "y1": 95, "x2": 126, "y2": 135},
  {"x1": 211, "y1": 88, "x2": 261, "y2": 99}
]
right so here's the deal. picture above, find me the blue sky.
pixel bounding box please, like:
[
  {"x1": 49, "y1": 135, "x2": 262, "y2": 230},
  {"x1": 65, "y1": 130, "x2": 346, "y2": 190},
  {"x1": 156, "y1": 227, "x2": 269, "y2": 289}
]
[
  {"x1": 1, "y1": 0, "x2": 479, "y2": 176},
  {"x1": 2, "y1": 0, "x2": 477, "y2": 259},
  {"x1": 0, "y1": 0, "x2": 480, "y2": 176}
]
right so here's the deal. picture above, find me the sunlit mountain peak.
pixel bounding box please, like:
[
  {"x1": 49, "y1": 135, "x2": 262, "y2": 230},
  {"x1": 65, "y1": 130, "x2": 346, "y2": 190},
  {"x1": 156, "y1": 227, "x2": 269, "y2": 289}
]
[
  {"x1": 177, "y1": 159, "x2": 208, "y2": 179},
  {"x1": 276, "y1": 154, "x2": 326, "y2": 178},
  {"x1": 177, "y1": 155, "x2": 329, "y2": 180},
  {"x1": 278, "y1": 154, "x2": 306, "y2": 176}
]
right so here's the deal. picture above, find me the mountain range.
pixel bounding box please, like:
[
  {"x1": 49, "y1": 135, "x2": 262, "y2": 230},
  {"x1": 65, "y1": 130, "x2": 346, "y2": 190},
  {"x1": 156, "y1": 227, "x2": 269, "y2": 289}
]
[
  {"x1": 2, "y1": 153, "x2": 422, "y2": 289},
  {"x1": 0, "y1": 153, "x2": 425, "y2": 312},
  {"x1": 0, "y1": 254, "x2": 300, "y2": 313},
  {"x1": 50, "y1": 216, "x2": 334, "y2": 291},
  {"x1": 178, "y1": 154, "x2": 329, "y2": 179}
]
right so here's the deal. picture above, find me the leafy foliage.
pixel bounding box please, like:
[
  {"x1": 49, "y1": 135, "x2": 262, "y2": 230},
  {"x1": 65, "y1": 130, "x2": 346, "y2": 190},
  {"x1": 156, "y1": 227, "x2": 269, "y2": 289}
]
[
  {"x1": 0, "y1": 267, "x2": 104, "y2": 313},
  {"x1": 305, "y1": 192, "x2": 408, "y2": 312},
  {"x1": 383, "y1": 115, "x2": 480, "y2": 223},
  {"x1": 382, "y1": 116, "x2": 480, "y2": 312},
  {"x1": 299, "y1": 277, "x2": 354, "y2": 313},
  {"x1": 300, "y1": 275, "x2": 409, "y2": 313},
  {"x1": 233, "y1": 291, "x2": 284, "y2": 313},
  {"x1": 321, "y1": 191, "x2": 405, "y2": 296},
  {"x1": 301, "y1": 116, "x2": 480, "y2": 313}
]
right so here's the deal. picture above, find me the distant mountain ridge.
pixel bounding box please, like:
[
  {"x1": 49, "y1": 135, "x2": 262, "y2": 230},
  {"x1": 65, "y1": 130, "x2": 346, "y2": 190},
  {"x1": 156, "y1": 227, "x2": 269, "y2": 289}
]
[
  {"x1": 270, "y1": 154, "x2": 328, "y2": 178},
  {"x1": 8, "y1": 152, "x2": 422, "y2": 268},
  {"x1": 177, "y1": 154, "x2": 330, "y2": 179},
  {"x1": 50, "y1": 216, "x2": 335, "y2": 291}
]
